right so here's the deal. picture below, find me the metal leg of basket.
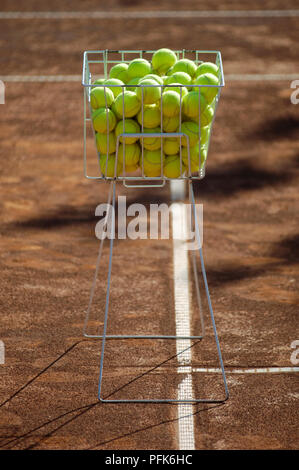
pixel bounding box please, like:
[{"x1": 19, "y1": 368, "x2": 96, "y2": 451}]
[
  {"x1": 83, "y1": 180, "x2": 228, "y2": 402},
  {"x1": 188, "y1": 180, "x2": 229, "y2": 402},
  {"x1": 98, "y1": 180, "x2": 117, "y2": 401},
  {"x1": 188, "y1": 183, "x2": 205, "y2": 338},
  {"x1": 83, "y1": 180, "x2": 114, "y2": 339}
]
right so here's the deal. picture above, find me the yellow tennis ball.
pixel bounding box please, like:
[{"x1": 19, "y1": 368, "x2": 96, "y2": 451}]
[
  {"x1": 90, "y1": 86, "x2": 114, "y2": 109},
  {"x1": 114, "y1": 91, "x2": 141, "y2": 118},
  {"x1": 99, "y1": 153, "x2": 122, "y2": 177},
  {"x1": 137, "y1": 104, "x2": 161, "y2": 128},
  {"x1": 141, "y1": 74, "x2": 164, "y2": 85},
  {"x1": 183, "y1": 93, "x2": 214, "y2": 126},
  {"x1": 181, "y1": 144, "x2": 200, "y2": 162},
  {"x1": 181, "y1": 144, "x2": 207, "y2": 173},
  {"x1": 170, "y1": 59, "x2": 197, "y2": 79},
  {"x1": 200, "y1": 104, "x2": 214, "y2": 127},
  {"x1": 164, "y1": 71, "x2": 192, "y2": 88},
  {"x1": 140, "y1": 149, "x2": 165, "y2": 177},
  {"x1": 195, "y1": 62, "x2": 219, "y2": 79},
  {"x1": 96, "y1": 131, "x2": 116, "y2": 154},
  {"x1": 136, "y1": 79, "x2": 161, "y2": 105},
  {"x1": 115, "y1": 119, "x2": 141, "y2": 144},
  {"x1": 179, "y1": 123, "x2": 210, "y2": 147},
  {"x1": 103, "y1": 78, "x2": 125, "y2": 98},
  {"x1": 117, "y1": 142, "x2": 141, "y2": 168},
  {"x1": 124, "y1": 163, "x2": 139, "y2": 173},
  {"x1": 127, "y1": 58, "x2": 152, "y2": 80},
  {"x1": 92, "y1": 108, "x2": 117, "y2": 133},
  {"x1": 180, "y1": 121, "x2": 200, "y2": 147},
  {"x1": 161, "y1": 90, "x2": 181, "y2": 117},
  {"x1": 163, "y1": 137, "x2": 180, "y2": 155},
  {"x1": 109, "y1": 63, "x2": 129, "y2": 83},
  {"x1": 162, "y1": 114, "x2": 180, "y2": 132},
  {"x1": 165, "y1": 65, "x2": 174, "y2": 75},
  {"x1": 163, "y1": 155, "x2": 185, "y2": 178},
  {"x1": 163, "y1": 84, "x2": 188, "y2": 98},
  {"x1": 110, "y1": 101, "x2": 122, "y2": 120},
  {"x1": 126, "y1": 77, "x2": 140, "y2": 91},
  {"x1": 182, "y1": 91, "x2": 207, "y2": 120},
  {"x1": 92, "y1": 78, "x2": 105, "y2": 88},
  {"x1": 140, "y1": 127, "x2": 162, "y2": 151},
  {"x1": 152, "y1": 48, "x2": 177, "y2": 76},
  {"x1": 193, "y1": 73, "x2": 219, "y2": 104}
]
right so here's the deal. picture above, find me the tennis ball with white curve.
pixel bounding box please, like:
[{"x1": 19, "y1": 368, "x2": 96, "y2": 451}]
[
  {"x1": 141, "y1": 127, "x2": 162, "y2": 151},
  {"x1": 96, "y1": 131, "x2": 117, "y2": 154},
  {"x1": 109, "y1": 63, "x2": 129, "y2": 83},
  {"x1": 169, "y1": 58, "x2": 197, "y2": 79},
  {"x1": 137, "y1": 104, "x2": 161, "y2": 128},
  {"x1": 103, "y1": 78, "x2": 125, "y2": 98},
  {"x1": 164, "y1": 71, "x2": 192, "y2": 88},
  {"x1": 161, "y1": 90, "x2": 181, "y2": 117},
  {"x1": 152, "y1": 48, "x2": 177, "y2": 76},
  {"x1": 193, "y1": 73, "x2": 219, "y2": 104},
  {"x1": 90, "y1": 86, "x2": 114, "y2": 109},
  {"x1": 180, "y1": 121, "x2": 201, "y2": 147},
  {"x1": 163, "y1": 154, "x2": 185, "y2": 178},
  {"x1": 114, "y1": 91, "x2": 141, "y2": 118},
  {"x1": 117, "y1": 142, "x2": 141, "y2": 168},
  {"x1": 99, "y1": 154, "x2": 122, "y2": 177},
  {"x1": 115, "y1": 119, "x2": 141, "y2": 145},
  {"x1": 141, "y1": 149, "x2": 165, "y2": 176},
  {"x1": 136, "y1": 78, "x2": 161, "y2": 104},
  {"x1": 194, "y1": 62, "x2": 219, "y2": 79},
  {"x1": 127, "y1": 58, "x2": 152, "y2": 80},
  {"x1": 92, "y1": 107, "x2": 117, "y2": 133}
]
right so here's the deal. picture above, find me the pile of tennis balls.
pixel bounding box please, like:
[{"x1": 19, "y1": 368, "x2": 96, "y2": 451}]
[{"x1": 90, "y1": 48, "x2": 220, "y2": 178}]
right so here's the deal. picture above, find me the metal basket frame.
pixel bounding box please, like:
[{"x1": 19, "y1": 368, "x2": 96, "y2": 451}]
[{"x1": 82, "y1": 49, "x2": 224, "y2": 188}]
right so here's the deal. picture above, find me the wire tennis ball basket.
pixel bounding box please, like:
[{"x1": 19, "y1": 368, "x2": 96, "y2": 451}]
[{"x1": 82, "y1": 49, "x2": 229, "y2": 403}]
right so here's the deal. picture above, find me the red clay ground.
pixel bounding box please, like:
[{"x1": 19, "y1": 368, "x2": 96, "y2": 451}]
[{"x1": 0, "y1": 1, "x2": 298, "y2": 450}]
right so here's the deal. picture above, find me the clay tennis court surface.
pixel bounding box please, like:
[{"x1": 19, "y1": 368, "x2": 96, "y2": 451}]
[{"x1": 0, "y1": 0, "x2": 298, "y2": 450}]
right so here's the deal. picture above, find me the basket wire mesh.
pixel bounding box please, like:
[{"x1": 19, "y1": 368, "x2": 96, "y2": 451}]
[{"x1": 82, "y1": 49, "x2": 224, "y2": 187}]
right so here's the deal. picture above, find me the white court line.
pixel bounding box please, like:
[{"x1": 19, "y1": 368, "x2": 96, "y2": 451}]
[
  {"x1": 0, "y1": 10, "x2": 299, "y2": 19},
  {"x1": 0, "y1": 74, "x2": 297, "y2": 83},
  {"x1": 192, "y1": 367, "x2": 299, "y2": 374},
  {"x1": 226, "y1": 73, "x2": 299, "y2": 81},
  {"x1": 171, "y1": 183, "x2": 195, "y2": 451}
]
